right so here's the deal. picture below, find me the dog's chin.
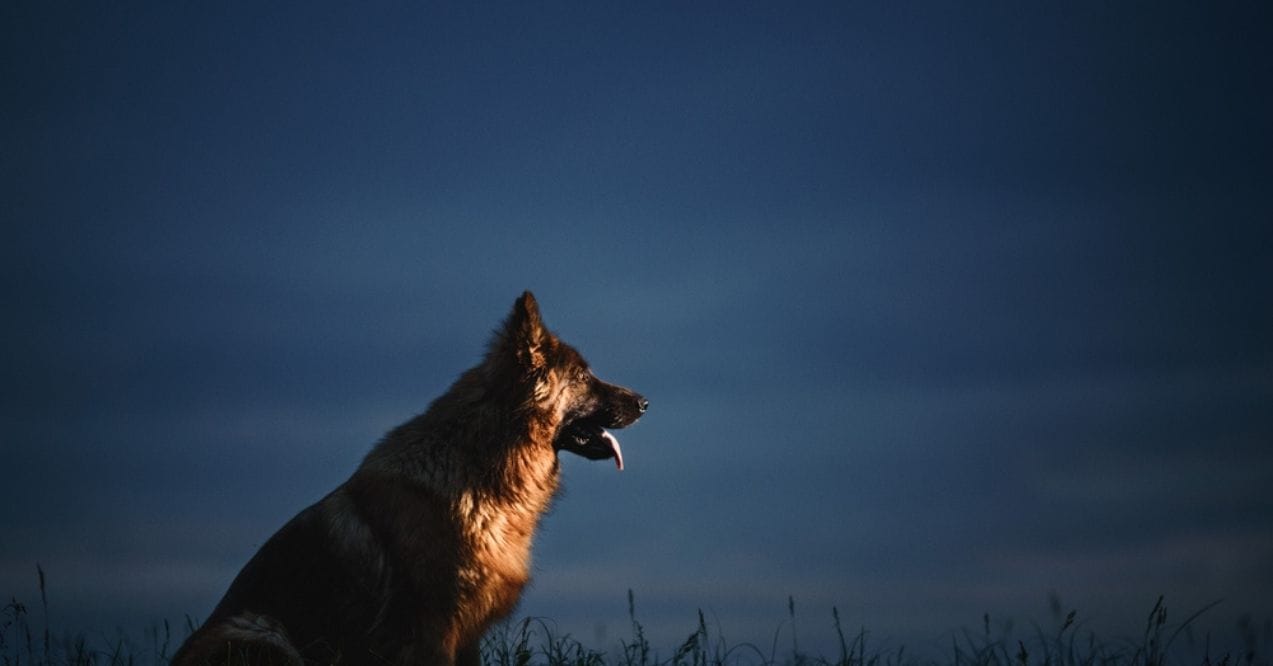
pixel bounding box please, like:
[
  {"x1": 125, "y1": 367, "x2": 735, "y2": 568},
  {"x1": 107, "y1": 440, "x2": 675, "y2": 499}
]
[{"x1": 555, "y1": 421, "x2": 625, "y2": 471}]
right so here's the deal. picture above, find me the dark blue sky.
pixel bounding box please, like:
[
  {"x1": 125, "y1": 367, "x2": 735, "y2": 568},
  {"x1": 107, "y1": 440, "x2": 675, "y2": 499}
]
[{"x1": 3, "y1": 1, "x2": 1271, "y2": 659}]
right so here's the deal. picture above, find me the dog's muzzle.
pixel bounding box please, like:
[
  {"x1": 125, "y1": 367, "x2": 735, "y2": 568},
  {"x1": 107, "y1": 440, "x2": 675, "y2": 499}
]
[{"x1": 556, "y1": 388, "x2": 647, "y2": 471}]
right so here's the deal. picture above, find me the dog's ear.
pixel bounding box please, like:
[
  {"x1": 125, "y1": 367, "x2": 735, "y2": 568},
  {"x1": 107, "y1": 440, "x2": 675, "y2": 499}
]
[{"x1": 498, "y1": 291, "x2": 552, "y2": 371}]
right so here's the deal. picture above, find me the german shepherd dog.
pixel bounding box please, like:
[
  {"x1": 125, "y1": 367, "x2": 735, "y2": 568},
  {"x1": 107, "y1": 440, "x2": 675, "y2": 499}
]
[{"x1": 172, "y1": 292, "x2": 647, "y2": 665}]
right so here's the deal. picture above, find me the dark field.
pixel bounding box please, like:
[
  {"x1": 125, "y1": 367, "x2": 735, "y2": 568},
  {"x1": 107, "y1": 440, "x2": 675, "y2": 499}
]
[{"x1": 3, "y1": 570, "x2": 1268, "y2": 666}]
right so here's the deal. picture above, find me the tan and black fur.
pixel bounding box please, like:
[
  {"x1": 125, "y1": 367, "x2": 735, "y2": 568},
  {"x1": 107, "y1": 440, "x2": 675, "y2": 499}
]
[{"x1": 172, "y1": 292, "x2": 647, "y2": 665}]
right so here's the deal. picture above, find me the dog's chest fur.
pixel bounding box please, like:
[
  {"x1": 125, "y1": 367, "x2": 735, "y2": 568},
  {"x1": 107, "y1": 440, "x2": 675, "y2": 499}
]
[
  {"x1": 353, "y1": 422, "x2": 564, "y2": 652},
  {"x1": 453, "y1": 442, "x2": 561, "y2": 601}
]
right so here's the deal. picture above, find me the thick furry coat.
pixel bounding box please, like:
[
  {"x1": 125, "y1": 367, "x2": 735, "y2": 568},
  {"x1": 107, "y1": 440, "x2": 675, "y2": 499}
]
[{"x1": 172, "y1": 292, "x2": 646, "y2": 665}]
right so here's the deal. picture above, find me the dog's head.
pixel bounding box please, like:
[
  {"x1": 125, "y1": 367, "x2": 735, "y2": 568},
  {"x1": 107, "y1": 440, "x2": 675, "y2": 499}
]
[{"x1": 488, "y1": 291, "x2": 647, "y2": 470}]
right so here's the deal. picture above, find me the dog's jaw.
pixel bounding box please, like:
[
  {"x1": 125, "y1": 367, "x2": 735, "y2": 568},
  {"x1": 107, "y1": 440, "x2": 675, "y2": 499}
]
[{"x1": 555, "y1": 420, "x2": 628, "y2": 470}]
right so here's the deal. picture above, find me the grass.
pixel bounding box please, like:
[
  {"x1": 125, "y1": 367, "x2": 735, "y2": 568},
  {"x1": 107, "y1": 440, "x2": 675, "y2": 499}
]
[{"x1": 3, "y1": 569, "x2": 1268, "y2": 666}]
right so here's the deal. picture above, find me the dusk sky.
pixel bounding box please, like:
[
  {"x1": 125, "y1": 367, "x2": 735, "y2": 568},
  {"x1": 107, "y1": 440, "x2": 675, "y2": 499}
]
[{"x1": 3, "y1": 2, "x2": 1271, "y2": 660}]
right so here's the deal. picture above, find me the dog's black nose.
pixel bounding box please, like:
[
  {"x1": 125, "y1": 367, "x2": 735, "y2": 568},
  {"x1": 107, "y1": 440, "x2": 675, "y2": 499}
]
[{"x1": 637, "y1": 397, "x2": 649, "y2": 414}]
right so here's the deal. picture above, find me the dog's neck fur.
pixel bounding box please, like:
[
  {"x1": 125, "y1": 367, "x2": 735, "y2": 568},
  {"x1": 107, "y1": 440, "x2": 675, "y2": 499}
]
[
  {"x1": 350, "y1": 366, "x2": 563, "y2": 650},
  {"x1": 358, "y1": 366, "x2": 562, "y2": 506}
]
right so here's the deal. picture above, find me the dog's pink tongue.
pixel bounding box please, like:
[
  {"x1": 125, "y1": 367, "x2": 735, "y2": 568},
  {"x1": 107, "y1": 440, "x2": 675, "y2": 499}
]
[{"x1": 600, "y1": 430, "x2": 624, "y2": 471}]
